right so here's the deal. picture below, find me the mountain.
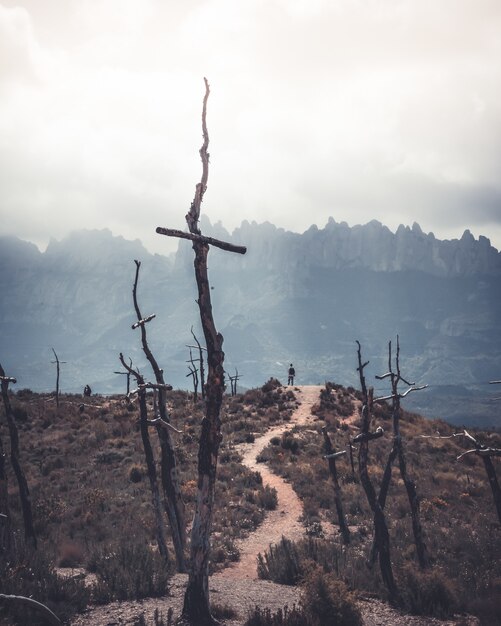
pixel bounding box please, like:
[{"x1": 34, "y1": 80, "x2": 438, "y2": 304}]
[{"x1": 1, "y1": 220, "x2": 500, "y2": 426}]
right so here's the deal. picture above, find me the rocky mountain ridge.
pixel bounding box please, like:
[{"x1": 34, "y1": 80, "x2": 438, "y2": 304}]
[{"x1": 1, "y1": 219, "x2": 500, "y2": 426}]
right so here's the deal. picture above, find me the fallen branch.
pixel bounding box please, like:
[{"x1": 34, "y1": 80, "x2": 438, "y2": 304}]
[{"x1": 0, "y1": 594, "x2": 61, "y2": 625}]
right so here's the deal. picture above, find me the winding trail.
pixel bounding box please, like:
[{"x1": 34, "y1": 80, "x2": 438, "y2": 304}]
[{"x1": 215, "y1": 385, "x2": 323, "y2": 580}]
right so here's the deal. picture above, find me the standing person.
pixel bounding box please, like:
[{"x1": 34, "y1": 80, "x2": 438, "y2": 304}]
[{"x1": 288, "y1": 363, "x2": 295, "y2": 386}]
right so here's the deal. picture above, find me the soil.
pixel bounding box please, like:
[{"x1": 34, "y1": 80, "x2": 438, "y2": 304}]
[{"x1": 70, "y1": 386, "x2": 478, "y2": 626}]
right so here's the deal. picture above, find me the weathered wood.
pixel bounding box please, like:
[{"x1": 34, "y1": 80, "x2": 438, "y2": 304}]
[
  {"x1": 132, "y1": 313, "x2": 156, "y2": 329},
  {"x1": 191, "y1": 328, "x2": 206, "y2": 399},
  {"x1": 0, "y1": 428, "x2": 11, "y2": 552},
  {"x1": 352, "y1": 426, "x2": 384, "y2": 443},
  {"x1": 322, "y1": 427, "x2": 350, "y2": 544},
  {"x1": 174, "y1": 77, "x2": 246, "y2": 626},
  {"x1": 0, "y1": 363, "x2": 36, "y2": 549},
  {"x1": 130, "y1": 260, "x2": 187, "y2": 572},
  {"x1": 355, "y1": 342, "x2": 398, "y2": 602},
  {"x1": 373, "y1": 337, "x2": 429, "y2": 569},
  {"x1": 50, "y1": 348, "x2": 66, "y2": 409},
  {"x1": 0, "y1": 376, "x2": 16, "y2": 384},
  {"x1": 0, "y1": 594, "x2": 61, "y2": 625},
  {"x1": 454, "y1": 430, "x2": 501, "y2": 524},
  {"x1": 119, "y1": 354, "x2": 170, "y2": 564},
  {"x1": 156, "y1": 227, "x2": 247, "y2": 255}
]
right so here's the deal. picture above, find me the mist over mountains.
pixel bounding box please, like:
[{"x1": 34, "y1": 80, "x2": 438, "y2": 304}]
[{"x1": 1, "y1": 218, "x2": 500, "y2": 427}]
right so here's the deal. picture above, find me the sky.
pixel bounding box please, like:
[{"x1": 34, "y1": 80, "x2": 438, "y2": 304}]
[{"x1": 1, "y1": 0, "x2": 500, "y2": 255}]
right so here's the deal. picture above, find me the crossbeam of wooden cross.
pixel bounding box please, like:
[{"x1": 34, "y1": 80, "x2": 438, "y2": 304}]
[
  {"x1": 132, "y1": 314, "x2": 156, "y2": 329},
  {"x1": 0, "y1": 375, "x2": 16, "y2": 384},
  {"x1": 156, "y1": 227, "x2": 246, "y2": 255}
]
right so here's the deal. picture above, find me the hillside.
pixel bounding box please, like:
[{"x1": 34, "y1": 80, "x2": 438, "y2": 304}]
[
  {"x1": 1, "y1": 383, "x2": 500, "y2": 625},
  {"x1": 1, "y1": 219, "x2": 500, "y2": 425}
]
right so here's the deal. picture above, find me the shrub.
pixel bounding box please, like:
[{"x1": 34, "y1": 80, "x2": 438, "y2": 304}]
[
  {"x1": 0, "y1": 545, "x2": 90, "y2": 624},
  {"x1": 399, "y1": 565, "x2": 458, "y2": 619},
  {"x1": 58, "y1": 540, "x2": 85, "y2": 567},
  {"x1": 261, "y1": 378, "x2": 282, "y2": 393},
  {"x1": 129, "y1": 464, "x2": 144, "y2": 483},
  {"x1": 258, "y1": 485, "x2": 278, "y2": 511},
  {"x1": 257, "y1": 537, "x2": 302, "y2": 585},
  {"x1": 90, "y1": 540, "x2": 172, "y2": 603},
  {"x1": 245, "y1": 605, "x2": 306, "y2": 626},
  {"x1": 281, "y1": 432, "x2": 300, "y2": 453},
  {"x1": 301, "y1": 565, "x2": 362, "y2": 626},
  {"x1": 211, "y1": 602, "x2": 238, "y2": 620}
]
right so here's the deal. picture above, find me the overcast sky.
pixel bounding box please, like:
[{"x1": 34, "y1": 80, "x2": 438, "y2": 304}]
[{"x1": 1, "y1": 0, "x2": 500, "y2": 255}]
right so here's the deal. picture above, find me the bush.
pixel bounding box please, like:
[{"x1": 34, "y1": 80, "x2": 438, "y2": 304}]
[
  {"x1": 245, "y1": 605, "x2": 306, "y2": 626},
  {"x1": 258, "y1": 485, "x2": 278, "y2": 511},
  {"x1": 301, "y1": 565, "x2": 362, "y2": 626},
  {"x1": 257, "y1": 537, "x2": 302, "y2": 585},
  {"x1": 0, "y1": 545, "x2": 90, "y2": 624},
  {"x1": 90, "y1": 540, "x2": 172, "y2": 603},
  {"x1": 399, "y1": 565, "x2": 458, "y2": 619},
  {"x1": 57, "y1": 540, "x2": 85, "y2": 567},
  {"x1": 211, "y1": 602, "x2": 238, "y2": 620},
  {"x1": 129, "y1": 464, "x2": 144, "y2": 483}
]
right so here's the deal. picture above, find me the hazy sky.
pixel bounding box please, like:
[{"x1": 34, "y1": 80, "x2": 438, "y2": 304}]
[{"x1": 1, "y1": 0, "x2": 500, "y2": 255}]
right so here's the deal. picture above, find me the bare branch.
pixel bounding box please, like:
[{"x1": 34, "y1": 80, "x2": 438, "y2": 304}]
[
  {"x1": 0, "y1": 594, "x2": 61, "y2": 625},
  {"x1": 147, "y1": 417, "x2": 183, "y2": 434},
  {"x1": 132, "y1": 314, "x2": 156, "y2": 329},
  {"x1": 156, "y1": 227, "x2": 246, "y2": 255},
  {"x1": 323, "y1": 450, "x2": 347, "y2": 460},
  {"x1": 0, "y1": 375, "x2": 16, "y2": 384},
  {"x1": 374, "y1": 385, "x2": 427, "y2": 403},
  {"x1": 140, "y1": 382, "x2": 173, "y2": 392},
  {"x1": 352, "y1": 426, "x2": 384, "y2": 443}
]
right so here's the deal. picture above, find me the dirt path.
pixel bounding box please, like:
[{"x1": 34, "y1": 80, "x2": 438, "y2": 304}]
[
  {"x1": 71, "y1": 385, "x2": 476, "y2": 625},
  {"x1": 216, "y1": 385, "x2": 323, "y2": 580}
]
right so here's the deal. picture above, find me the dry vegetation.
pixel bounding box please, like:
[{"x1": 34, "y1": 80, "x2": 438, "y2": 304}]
[
  {"x1": 0, "y1": 380, "x2": 296, "y2": 625},
  {"x1": 1, "y1": 379, "x2": 500, "y2": 625},
  {"x1": 256, "y1": 382, "x2": 501, "y2": 625}
]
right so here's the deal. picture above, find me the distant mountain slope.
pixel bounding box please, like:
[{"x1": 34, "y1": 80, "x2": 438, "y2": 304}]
[{"x1": 1, "y1": 220, "x2": 500, "y2": 426}]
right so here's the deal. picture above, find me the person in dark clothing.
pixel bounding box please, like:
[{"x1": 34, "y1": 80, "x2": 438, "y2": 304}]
[
  {"x1": 83, "y1": 384, "x2": 92, "y2": 397},
  {"x1": 288, "y1": 364, "x2": 295, "y2": 385}
]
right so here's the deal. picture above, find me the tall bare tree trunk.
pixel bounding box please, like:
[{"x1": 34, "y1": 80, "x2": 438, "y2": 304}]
[
  {"x1": 0, "y1": 431, "x2": 12, "y2": 552},
  {"x1": 119, "y1": 354, "x2": 170, "y2": 565},
  {"x1": 322, "y1": 428, "x2": 350, "y2": 545},
  {"x1": 156, "y1": 78, "x2": 246, "y2": 625},
  {"x1": 355, "y1": 343, "x2": 398, "y2": 603},
  {"x1": 374, "y1": 338, "x2": 429, "y2": 569},
  {"x1": 130, "y1": 261, "x2": 187, "y2": 572},
  {"x1": 0, "y1": 364, "x2": 36, "y2": 549}
]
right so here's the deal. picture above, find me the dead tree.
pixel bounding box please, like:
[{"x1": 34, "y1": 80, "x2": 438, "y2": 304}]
[
  {"x1": 423, "y1": 430, "x2": 501, "y2": 524},
  {"x1": 0, "y1": 417, "x2": 11, "y2": 552},
  {"x1": 355, "y1": 342, "x2": 398, "y2": 602},
  {"x1": 0, "y1": 364, "x2": 37, "y2": 549},
  {"x1": 119, "y1": 354, "x2": 170, "y2": 565},
  {"x1": 190, "y1": 327, "x2": 206, "y2": 399},
  {"x1": 156, "y1": 78, "x2": 247, "y2": 626},
  {"x1": 228, "y1": 368, "x2": 242, "y2": 396},
  {"x1": 373, "y1": 337, "x2": 429, "y2": 569},
  {"x1": 114, "y1": 360, "x2": 132, "y2": 395},
  {"x1": 130, "y1": 260, "x2": 187, "y2": 572},
  {"x1": 322, "y1": 427, "x2": 350, "y2": 544},
  {"x1": 50, "y1": 349, "x2": 66, "y2": 408},
  {"x1": 186, "y1": 348, "x2": 200, "y2": 401}
]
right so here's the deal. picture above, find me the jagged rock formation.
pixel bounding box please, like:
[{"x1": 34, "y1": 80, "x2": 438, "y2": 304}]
[{"x1": 1, "y1": 220, "x2": 500, "y2": 425}]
